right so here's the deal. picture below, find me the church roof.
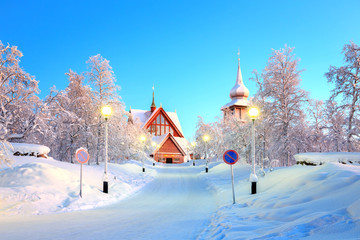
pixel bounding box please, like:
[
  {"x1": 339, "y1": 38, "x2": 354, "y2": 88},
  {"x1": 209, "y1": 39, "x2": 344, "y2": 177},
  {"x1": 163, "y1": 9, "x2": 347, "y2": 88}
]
[
  {"x1": 131, "y1": 107, "x2": 184, "y2": 136},
  {"x1": 221, "y1": 98, "x2": 249, "y2": 110}
]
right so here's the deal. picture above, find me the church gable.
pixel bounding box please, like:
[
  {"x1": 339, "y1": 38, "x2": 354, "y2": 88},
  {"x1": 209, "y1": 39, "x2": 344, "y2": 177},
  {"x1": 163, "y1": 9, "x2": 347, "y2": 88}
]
[
  {"x1": 157, "y1": 135, "x2": 185, "y2": 156},
  {"x1": 144, "y1": 108, "x2": 183, "y2": 137}
]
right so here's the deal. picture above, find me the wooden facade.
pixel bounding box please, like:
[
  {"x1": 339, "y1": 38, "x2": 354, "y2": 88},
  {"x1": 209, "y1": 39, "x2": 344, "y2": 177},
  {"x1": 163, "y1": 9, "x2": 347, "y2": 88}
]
[{"x1": 153, "y1": 134, "x2": 186, "y2": 164}]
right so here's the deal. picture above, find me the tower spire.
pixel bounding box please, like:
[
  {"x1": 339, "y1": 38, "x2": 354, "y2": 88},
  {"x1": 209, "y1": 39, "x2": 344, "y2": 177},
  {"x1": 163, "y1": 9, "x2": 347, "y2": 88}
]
[
  {"x1": 151, "y1": 84, "x2": 156, "y2": 112},
  {"x1": 229, "y1": 50, "x2": 249, "y2": 100}
]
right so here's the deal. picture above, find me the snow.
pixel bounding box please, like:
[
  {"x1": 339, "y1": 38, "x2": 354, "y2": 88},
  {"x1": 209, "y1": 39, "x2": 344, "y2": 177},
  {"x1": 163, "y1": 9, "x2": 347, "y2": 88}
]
[
  {"x1": 249, "y1": 173, "x2": 258, "y2": 182},
  {"x1": 0, "y1": 156, "x2": 155, "y2": 216},
  {"x1": 0, "y1": 153, "x2": 359, "y2": 239},
  {"x1": 199, "y1": 160, "x2": 360, "y2": 239},
  {"x1": 295, "y1": 152, "x2": 360, "y2": 165},
  {"x1": 10, "y1": 142, "x2": 50, "y2": 155}
]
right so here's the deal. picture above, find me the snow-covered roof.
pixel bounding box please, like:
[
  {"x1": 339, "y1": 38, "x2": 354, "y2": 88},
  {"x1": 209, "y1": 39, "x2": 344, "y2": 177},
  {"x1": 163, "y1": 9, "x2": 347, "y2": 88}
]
[
  {"x1": 221, "y1": 98, "x2": 249, "y2": 110},
  {"x1": 174, "y1": 137, "x2": 190, "y2": 154},
  {"x1": 131, "y1": 108, "x2": 184, "y2": 135},
  {"x1": 131, "y1": 109, "x2": 152, "y2": 127},
  {"x1": 167, "y1": 112, "x2": 183, "y2": 135}
]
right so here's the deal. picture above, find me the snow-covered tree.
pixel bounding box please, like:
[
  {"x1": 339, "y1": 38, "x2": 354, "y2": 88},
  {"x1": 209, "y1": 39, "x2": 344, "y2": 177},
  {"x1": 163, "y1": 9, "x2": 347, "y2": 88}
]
[
  {"x1": 0, "y1": 41, "x2": 41, "y2": 142},
  {"x1": 86, "y1": 54, "x2": 120, "y2": 164},
  {"x1": 261, "y1": 45, "x2": 308, "y2": 166},
  {"x1": 307, "y1": 99, "x2": 327, "y2": 152},
  {"x1": 325, "y1": 41, "x2": 360, "y2": 152},
  {"x1": 323, "y1": 100, "x2": 346, "y2": 152},
  {"x1": 0, "y1": 123, "x2": 13, "y2": 166}
]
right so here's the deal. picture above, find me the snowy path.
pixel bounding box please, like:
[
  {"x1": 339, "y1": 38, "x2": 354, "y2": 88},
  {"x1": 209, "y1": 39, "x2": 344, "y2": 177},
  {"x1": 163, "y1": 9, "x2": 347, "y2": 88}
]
[{"x1": 0, "y1": 165, "x2": 216, "y2": 240}]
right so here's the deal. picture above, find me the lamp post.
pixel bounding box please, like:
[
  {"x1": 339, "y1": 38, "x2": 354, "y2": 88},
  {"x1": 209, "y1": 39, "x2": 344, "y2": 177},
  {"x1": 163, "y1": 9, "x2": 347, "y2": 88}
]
[
  {"x1": 203, "y1": 134, "x2": 210, "y2": 173},
  {"x1": 249, "y1": 107, "x2": 259, "y2": 194},
  {"x1": 101, "y1": 105, "x2": 112, "y2": 194},
  {"x1": 191, "y1": 141, "x2": 196, "y2": 166},
  {"x1": 151, "y1": 141, "x2": 157, "y2": 166},
  {"x1": 140, "y1": 135, "x2": 146, "y2": 172}
]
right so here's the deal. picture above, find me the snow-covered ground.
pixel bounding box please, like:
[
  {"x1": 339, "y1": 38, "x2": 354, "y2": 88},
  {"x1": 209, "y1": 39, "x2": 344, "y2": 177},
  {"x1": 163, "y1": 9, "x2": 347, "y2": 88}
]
[
  {"x1": 0, "y1": 156, "x2": 156, "y2": 216},
  {"x1": 199, "y1": 160, "x2": 360, "y2": 239},
  {"x1": 0, "y1": 155, "x2": 359, "y2": 239}
]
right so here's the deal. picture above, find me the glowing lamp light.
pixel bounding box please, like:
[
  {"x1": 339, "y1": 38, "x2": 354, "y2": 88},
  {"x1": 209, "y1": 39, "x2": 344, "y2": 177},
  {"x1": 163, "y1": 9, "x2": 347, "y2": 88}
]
[
  {"x1": 191, "y1": 142, "x2": 196, "y2": 147},
  {"x1": 151, "y1": 142, "x2": 157, "y2": 147},
  {"x1": 101, "y1": 106, "x2": 112, "y2": 117},
  {"x1": 249, "y1": 107, "x2": 259, "y2": 119},
  {"x1": 203, "y1": 135, "x2": 210, "y2": 142},
  {"x1": 140, "y1": 136, "x2": 146, "y2": 142}
]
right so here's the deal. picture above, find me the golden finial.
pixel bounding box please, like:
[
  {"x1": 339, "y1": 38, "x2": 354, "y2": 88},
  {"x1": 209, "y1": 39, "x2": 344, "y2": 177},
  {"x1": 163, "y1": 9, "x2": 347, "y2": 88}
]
[{"x1": 238, "y1": 48, "x2": 240, "y2": 63}]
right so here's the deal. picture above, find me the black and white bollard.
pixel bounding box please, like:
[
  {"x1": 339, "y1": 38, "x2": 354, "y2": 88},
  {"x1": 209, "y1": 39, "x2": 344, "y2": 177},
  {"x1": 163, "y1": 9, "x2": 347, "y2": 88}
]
[{"x1": 250, "y1": 174, "x2": 258, "y2": 194}]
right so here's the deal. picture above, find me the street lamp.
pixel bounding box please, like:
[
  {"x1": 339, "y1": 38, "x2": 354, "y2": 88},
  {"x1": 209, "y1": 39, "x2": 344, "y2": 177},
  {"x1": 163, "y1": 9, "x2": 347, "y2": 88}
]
[
  {"x1": 203, "y1": 134, "x2": 210, "y2": 173},
  {"x1": 140, "y1": 135, "x2": 146, "y2": 172},
  {"x1": 191, "y1": 141, "x2": 196, "y2": 166},
  {"x1": 101, "y1": 105, "x2": 112, "y2": 194},
  {"x1": 249, "y1": 107, "x2": 259, "y2": 194}
]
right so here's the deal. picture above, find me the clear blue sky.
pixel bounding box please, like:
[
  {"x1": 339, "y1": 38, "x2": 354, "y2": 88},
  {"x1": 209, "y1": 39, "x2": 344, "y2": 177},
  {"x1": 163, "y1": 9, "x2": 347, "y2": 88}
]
[{"x1": 2, "y1": 0, "x2": 360, "y2": 140}]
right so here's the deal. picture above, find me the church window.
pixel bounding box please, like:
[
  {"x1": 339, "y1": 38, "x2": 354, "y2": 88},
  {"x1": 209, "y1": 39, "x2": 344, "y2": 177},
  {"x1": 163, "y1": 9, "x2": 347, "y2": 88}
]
[{"x1": 148, "y1": 113, "x2": 175, "y2": 136}]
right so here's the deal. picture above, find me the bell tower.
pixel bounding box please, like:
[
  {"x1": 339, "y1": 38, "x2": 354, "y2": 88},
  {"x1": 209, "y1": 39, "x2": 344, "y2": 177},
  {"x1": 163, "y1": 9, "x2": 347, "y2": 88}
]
[{"x1": 221, "y1": 51, "x2": 249, "y2": 121}]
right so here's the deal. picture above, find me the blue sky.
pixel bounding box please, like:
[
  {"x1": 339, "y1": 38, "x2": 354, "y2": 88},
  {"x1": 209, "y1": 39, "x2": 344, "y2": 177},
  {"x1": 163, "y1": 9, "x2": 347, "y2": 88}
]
[{"x1": 2, "y1": 0, "x2": 360, "y2": 140}]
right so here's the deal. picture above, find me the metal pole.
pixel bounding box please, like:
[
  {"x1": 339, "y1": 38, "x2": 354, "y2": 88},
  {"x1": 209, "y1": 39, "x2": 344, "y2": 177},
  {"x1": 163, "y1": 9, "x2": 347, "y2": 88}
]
[
  {"x1": 205, "y1": 142, "x2": 208, "y2": 173},
  {"x1": 103, "y1": 117, "x2": 109, "y2": 193},
  {"x1": 251, "y1": 118, "x2": 257, "y2": 194},
  {"x1": 80, "y1": 163, "x2": 83, "y2": 198},
  {"x1": 231, "y1": 164, "x2": 235, "y2": 204}
]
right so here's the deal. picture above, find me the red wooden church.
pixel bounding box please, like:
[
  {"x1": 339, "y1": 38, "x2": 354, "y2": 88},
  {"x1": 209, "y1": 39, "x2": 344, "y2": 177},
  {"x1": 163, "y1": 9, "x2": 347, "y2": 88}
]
[{"x1": 129, "y1": 90, "x2": 190, "y2": 164}]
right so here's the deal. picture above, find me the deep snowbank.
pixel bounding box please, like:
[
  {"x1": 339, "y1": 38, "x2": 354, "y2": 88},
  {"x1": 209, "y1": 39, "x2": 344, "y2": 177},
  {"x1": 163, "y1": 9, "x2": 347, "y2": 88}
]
[
  {"x1": 198, "y1": 161, "x2": 360, "y2": 239},
  {"x1": 0, "y1": 156, "x2": 156, "y2": 216}
]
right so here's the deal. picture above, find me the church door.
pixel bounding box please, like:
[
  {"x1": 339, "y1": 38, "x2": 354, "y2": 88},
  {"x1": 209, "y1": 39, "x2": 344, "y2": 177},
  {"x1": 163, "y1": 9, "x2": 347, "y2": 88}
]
[{"x1": 166, "y1": 158, "x2": 172, "y2": 164}]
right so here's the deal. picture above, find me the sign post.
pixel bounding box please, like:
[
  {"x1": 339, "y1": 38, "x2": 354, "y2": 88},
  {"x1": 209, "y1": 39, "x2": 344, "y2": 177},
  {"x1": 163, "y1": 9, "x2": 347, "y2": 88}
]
[
  {"x1": 223, "y1": 150, "x2": 239, "y2": 204},
  {"x1": 76, "y1": 148, "x2": 90, "y2": 198}
]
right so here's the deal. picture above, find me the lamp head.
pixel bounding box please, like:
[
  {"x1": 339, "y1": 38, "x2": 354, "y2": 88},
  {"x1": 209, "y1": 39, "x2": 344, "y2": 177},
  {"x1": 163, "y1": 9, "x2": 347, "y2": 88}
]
[
  {"x1": 101, "y1": 106, "x2": 112, "y2": 118},
  {"x1": 140, "y1": 135, "x2": 146, "y2": 142},
  {"x1": 191, "y1": 141, "x2": 196, "y2": 147},
  {"x1": 249, "y1": 107, "x2": 259, "y2": 119},
  {"x1": 203, "y1": 135, "x2": 210, "y2": 142}
]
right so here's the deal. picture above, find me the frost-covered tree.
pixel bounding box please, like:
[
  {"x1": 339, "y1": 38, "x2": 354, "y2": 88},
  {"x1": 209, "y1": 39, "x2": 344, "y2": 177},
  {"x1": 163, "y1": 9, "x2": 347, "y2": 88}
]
[
  {"x1": 42, "y1": 70, "x2": 96, "y2": 162},
  {"x1": 307, "y1": 99, "x2": 327, "y2": 152},
  {"x1": 86, "y1": 54, "x2": 120, "y2": 164},
  {"x1": 325, "y1": 41, "x2": 360, "y2": 152},
  {"x1": 0, "y1": 41, "x2": 41, "y2": 141},
  {"x1": 261, "y1": 45, "x2": 308, "y2": 166},
  {"x1": 323, "y1": 100, "x2": 346, "y2": 152},
  {"x1": 0, "y1": 123, "x2": 13, "y2": 166}
]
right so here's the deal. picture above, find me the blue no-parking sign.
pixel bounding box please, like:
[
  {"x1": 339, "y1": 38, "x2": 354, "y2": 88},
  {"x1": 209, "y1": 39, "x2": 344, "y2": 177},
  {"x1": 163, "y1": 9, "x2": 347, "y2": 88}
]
[{"x1": 223, "y1": 150, "x2": 239, "y2": 165}]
